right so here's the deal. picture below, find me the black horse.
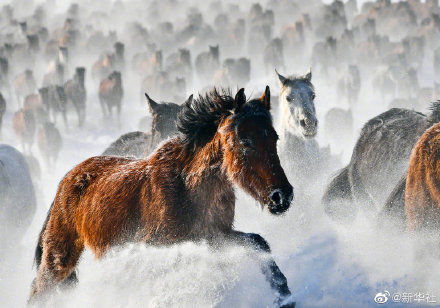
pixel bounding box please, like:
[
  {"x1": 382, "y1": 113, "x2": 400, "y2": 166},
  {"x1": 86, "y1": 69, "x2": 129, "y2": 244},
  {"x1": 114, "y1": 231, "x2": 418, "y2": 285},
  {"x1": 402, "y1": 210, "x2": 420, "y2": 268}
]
[
  {"x1": 323, "y1": 103, "x2": 440, "y2": 223},
  {"x1": 102, "y1": 93, "x2": 191, "y2": 158}
]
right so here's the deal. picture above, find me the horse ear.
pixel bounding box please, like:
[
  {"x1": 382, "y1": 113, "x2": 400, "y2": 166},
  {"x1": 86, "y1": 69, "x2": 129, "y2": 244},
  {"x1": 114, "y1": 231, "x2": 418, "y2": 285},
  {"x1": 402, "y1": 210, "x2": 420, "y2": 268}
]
[
  {"x1": 260, "y1": 85, "x2": 271, "y2": 110},
  {"x1": 305, "y1": 68, "x2": 312, "y2": 81},
  {"x1": 234, "y1": 88, "x2": 246, "y2": 111},
  {"x1": 145, "y1": 93, "x2": 158, "y2": 114},
  {"x1": 184, "y1": 94, "x2": 193, "y2": 107},
  {"x1": 275, "y1": 69, "x2": 287, "y2": 86}
]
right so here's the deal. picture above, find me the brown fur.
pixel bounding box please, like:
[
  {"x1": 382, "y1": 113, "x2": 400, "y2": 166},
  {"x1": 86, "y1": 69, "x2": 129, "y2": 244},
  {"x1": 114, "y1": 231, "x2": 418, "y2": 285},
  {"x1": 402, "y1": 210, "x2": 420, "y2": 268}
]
[
  {"x1": 37, "y1": 122, "x2": 62, "y2": 169},
  {"x1": 64, "y1": 67, "x2": 86, "y2": 127},
  {"x1": 14, "y1": 70, "x2": 36, "y2": 106},
  {"x1": 13, "y1": 108, "x2": 36, "y2": 152},
  {"x1": 405, "y1": 123, "x2": 440, "y2": 231},
  {"x1": 99, "y1": 71, "x2": 123, "y2": 122},
  {"x1": 24, "y1": 93, "x2": 48, "y2": 125},
  {"x1": 29, "y1": 87, "x2": 293, "y2": 303},
  {"x1": 92, "y1": 54, "x2": 115, "y2": 81}
]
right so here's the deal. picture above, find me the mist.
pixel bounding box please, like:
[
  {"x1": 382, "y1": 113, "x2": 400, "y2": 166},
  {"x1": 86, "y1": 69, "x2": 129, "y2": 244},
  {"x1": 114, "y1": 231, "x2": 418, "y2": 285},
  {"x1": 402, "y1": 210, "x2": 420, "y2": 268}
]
[{"x1": 1, "y1": 0, "x2": 440, "y2": 307}]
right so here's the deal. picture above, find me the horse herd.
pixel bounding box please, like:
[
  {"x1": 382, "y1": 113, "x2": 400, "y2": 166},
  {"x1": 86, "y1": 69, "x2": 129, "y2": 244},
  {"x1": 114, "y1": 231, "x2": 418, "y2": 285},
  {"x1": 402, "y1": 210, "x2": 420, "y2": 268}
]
[
  {"x1": 0, "y1": 68, "x2": 436, "y2": 306},
  {"x1": 2, "y1": 0, "x2": 440, "y2": 306}
]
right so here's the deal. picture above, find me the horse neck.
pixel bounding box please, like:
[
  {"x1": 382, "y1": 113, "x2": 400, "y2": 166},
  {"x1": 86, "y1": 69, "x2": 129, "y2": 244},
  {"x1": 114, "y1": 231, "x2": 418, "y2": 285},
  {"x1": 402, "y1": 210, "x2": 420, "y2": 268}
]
[
  {"x1": 180, "y1": 133, "x2": 235, "y2": 234},
  {"x1": 278, "y1": 93, "x2": 305, "y2": 142},
  {"x1": 182, "y1": 133, "x2": 228, "y2": 190}
]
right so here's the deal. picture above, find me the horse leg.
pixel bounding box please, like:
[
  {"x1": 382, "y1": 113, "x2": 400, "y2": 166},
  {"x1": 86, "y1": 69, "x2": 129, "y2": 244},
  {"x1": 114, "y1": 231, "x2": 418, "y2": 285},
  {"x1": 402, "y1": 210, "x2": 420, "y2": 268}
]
[
  {"x1": 79, "y1": 107, "x2": 85, "y2": 127},
  {"x1": 229, "y1": 231, "x2": 294, "y2": 307},
  {"x1": 29, "y1": 229, "x2": 84, "y2": 302},
  {"x1": 100, "y1": 99, "x2": 107, "y2": 118},
  {"x1": 62, "y1": 111, "x2": 68, "y2": 130},
  {"x1": 108, "y1": 103, "x2": 113, "y2": 119},
  {"x1": 75, "y1": 105, "x2": 82, "y2": 127},
  {"x1": 117, "y1": 102, "x2": 121, "y2": 128}
]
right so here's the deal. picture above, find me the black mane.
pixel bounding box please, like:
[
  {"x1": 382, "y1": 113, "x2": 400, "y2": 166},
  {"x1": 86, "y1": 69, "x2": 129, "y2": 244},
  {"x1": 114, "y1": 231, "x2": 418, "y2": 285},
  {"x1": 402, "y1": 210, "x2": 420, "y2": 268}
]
[
  {"x1": 427, "y1": 100, "x2": 440, "y2": 127},
  {"x1": 177, "y1": 87, "x2": 271, "y2": 150},
  {"x1": 177, "y1": 88, "x2": 235, "y2": 150},
  {"x1": 285, "y1": 75, "x2": 314, "y2": 90}
]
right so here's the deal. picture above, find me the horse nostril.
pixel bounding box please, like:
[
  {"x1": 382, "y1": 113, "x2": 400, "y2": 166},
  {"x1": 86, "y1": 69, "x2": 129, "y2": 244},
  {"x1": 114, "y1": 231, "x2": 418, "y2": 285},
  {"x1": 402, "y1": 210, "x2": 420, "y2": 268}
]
[
  {"x1": 270, "y1": 190, "x2": 282, "y2": 204},
  {"x1": 300, "y1": 119, "x2": 306, "y2": 128}
]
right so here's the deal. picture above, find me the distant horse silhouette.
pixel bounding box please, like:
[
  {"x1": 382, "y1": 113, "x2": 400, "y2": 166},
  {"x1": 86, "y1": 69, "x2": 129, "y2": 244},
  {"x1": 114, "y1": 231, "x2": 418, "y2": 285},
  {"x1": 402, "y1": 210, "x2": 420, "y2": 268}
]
[
  {"x1": 405, "y1": 123, "x2": 440, "y2": 231},
  {"x1": 30, "y1": 87, "x2": 295, "y2": 307},
  {"x1": 0, "y1": 93, "x2": 5, "y2": 136},
  {"x1": 0, "y1": 144, "x2": 36, "y2": 248}
]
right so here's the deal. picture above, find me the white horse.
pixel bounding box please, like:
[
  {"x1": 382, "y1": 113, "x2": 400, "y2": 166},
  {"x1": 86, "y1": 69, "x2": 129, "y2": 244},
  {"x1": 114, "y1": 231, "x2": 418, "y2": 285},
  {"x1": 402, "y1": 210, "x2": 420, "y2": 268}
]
[
  {"x1": 0, "y1": 144, "x2": 36, "y2": 248},
  {"x1": 276, "y1": 69, "x2": 339, "y2": 199}
]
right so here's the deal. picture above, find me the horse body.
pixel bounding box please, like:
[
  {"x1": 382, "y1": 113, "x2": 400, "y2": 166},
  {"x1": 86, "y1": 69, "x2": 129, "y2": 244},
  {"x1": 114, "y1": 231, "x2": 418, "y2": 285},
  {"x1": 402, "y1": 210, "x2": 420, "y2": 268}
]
[
  {"x1": 40, "y1": 85, "x2": 67, "y2": 128},
  {"x1": 276, "y1": 69, "x2": 335, "y2": 196},
  {"x1": 13, "y1": 108, "x2": 36, "y2": 153},
  {"x1": 14, "y1": 70, "x2": 36, "y2": 106},
  {"x1": 0, "y1": 144, "x2": 36, "y2": 246},
  {"x1": 405, "y1": 123, "x2": 440, "y2": 231},
  {"x1": 42, "y1": 63, "x2": 65, "y2": 87},
  {"x1": 37, "y1": 122, "x2": 62, "y2": 168},
  {"x1": 264, "y1": 38, "x2": 284, "y2": 73},
  {"x1": 64, "y1": 67, "x2": 86, "y2": 127},
  {"x1": 323, "y1": 105, "x2": 440, "y2": 222},
  {"x1": 99, "y1": 71, "x2": 123, "y2": 122},
  {"x1": 336, "y1": 65, "x2": 361, "y2": 107},
  {"x1": 195, "y1": 45, "x2": 220, "y2": 83},
  {"x1": 30, "y1": 88, "x2": 294, "y2": 306}
]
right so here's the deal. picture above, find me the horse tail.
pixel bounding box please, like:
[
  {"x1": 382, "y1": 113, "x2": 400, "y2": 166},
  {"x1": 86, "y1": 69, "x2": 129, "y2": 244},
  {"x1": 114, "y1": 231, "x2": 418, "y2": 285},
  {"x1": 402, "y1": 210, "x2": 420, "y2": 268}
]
[
  {"x1": 34, "y1": 202, "x2": 54, "y2": 269},
  {"x1": 322, "y1": 166, "x2": 355, "y2": 222}
]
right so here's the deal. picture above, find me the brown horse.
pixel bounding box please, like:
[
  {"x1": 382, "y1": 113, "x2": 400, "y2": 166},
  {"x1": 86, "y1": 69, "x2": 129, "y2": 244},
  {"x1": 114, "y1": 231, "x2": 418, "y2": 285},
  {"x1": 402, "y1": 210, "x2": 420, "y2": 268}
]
[
  {"x1": 30, "y1": 87, "x2": 295, "y2": 306},
  {"x1": 405, "y1": 122, "x2": 440, "y2": 231},
  {"x1": 13, "y1": 108, "x2": 36, "y2": 153}
]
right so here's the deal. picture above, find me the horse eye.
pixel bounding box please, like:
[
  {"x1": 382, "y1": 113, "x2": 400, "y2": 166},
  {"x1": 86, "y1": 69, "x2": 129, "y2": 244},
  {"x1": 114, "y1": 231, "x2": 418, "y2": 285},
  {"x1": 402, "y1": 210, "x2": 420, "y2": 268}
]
[
  {"x1": 287, "y1": 97, "x2": 294, "y2": 103},
  {"x1": 311, "y1": 93, "x2": 315, "y2": 100},
  {"x1": 240, "y1": 138, "x2": 254, "y2": 148}
]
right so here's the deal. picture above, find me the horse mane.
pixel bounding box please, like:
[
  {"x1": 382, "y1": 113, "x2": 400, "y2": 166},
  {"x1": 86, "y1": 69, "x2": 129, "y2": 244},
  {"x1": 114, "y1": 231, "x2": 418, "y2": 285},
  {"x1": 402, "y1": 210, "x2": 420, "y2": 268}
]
[
  {"x1": 177, "y1": 88, "x2": 235, "y2": 150},
  {"x1": 283, "y1": 75, "x2": 314, "y2": 90},
  {"x1": 426, "y1": 100, "x2": 440, "y2": 127}
]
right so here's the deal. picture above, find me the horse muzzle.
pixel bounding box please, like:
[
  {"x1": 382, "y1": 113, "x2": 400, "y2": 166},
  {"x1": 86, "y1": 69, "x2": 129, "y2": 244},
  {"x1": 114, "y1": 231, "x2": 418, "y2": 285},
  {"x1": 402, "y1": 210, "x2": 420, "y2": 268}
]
[
  {"x1": 299, "y1": 117, "x2": 318, "y2": 138},
  {"x1": 267, "y1": 185, "x2": 294, "y2": 215}
]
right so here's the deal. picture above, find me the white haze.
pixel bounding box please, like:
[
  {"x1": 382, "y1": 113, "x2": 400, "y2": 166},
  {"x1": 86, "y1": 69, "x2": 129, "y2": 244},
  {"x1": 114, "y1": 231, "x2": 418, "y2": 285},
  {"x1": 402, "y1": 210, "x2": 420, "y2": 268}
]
[{"x1": 0, "y1": 0, "x2": 439, "y2": 307}]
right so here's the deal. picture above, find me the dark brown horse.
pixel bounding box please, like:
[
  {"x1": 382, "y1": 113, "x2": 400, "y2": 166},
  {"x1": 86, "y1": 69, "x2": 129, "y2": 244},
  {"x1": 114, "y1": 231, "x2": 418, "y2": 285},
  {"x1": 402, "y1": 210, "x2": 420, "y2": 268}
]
[
  {"x1": 102, "y1": 93, "x2": 189, "y2": 158},
  {"x1": 30, "y1": 87, "x2": 295, "y2": 307},
  {"x1": 64, "y1": 67, "x2": 86, "y2": 127},
  {"x1": 13, "y1": 108, "x2": 36, "y2": 153},
  {"x1": 405, "y1": 123, "x2": 440, "y2": 231},
  {"x1": 99, "y1": 71, "x2": 123, "y2": 123}
]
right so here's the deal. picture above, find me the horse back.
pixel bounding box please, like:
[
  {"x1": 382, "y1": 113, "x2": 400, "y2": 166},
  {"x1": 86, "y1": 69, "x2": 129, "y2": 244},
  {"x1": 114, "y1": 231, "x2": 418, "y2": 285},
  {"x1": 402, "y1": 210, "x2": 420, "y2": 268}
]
[{"x1": 49, "y1": 155, "x2": 147, "y2": 255}]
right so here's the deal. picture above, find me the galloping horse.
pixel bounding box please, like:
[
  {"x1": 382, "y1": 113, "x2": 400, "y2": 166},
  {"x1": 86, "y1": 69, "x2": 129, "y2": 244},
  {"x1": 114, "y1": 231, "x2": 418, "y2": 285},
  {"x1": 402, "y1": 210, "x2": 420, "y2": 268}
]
[
  {"x1": 276, "y1": 69, "x2": 336, "y2": 198},
  {"x1": 405, "y1": 123, "x2": 440, "y2": 231},
  {"x1": 30, "y1": 87, "x2": 295, "y2": 307}
]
